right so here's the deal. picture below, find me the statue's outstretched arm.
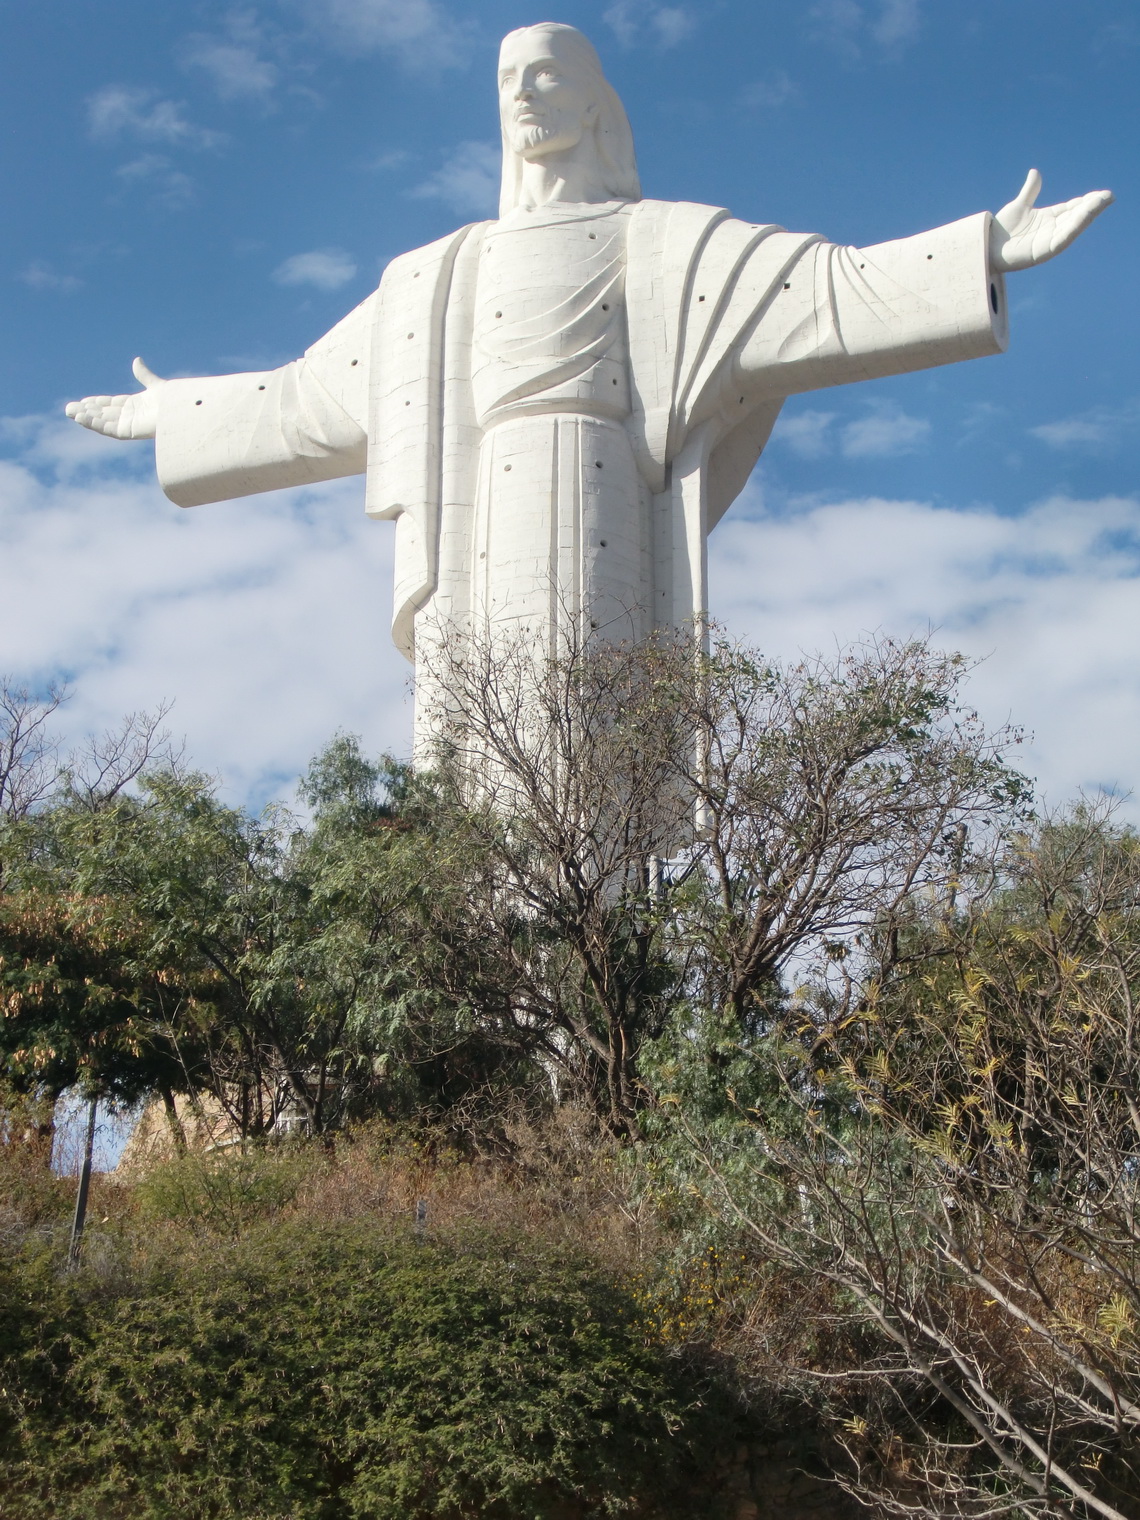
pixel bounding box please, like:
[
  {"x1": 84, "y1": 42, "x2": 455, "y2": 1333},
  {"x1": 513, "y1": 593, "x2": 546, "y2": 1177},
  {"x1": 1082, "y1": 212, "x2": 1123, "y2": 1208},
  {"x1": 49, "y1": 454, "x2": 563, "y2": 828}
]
[
  {"x1": 732, "y1": 168, "x2": 1113, "y2": 405},
  {"x1": 990, "y1": 169, "x2": 1113, "y2": 273},
  {"x1": 62, "y1": 290, "x2": 374, "y2": 507},
  {"x1": 65, "y1": 357, "x2": 165, "y2": 441}
]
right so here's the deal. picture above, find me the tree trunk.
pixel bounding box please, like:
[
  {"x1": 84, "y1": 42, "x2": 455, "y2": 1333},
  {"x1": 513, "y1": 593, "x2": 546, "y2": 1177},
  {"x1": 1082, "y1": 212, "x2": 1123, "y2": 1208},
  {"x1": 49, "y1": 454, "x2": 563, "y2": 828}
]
[{"x1": 159, "y1": 1084, "x2": 188, "y2": 1155}]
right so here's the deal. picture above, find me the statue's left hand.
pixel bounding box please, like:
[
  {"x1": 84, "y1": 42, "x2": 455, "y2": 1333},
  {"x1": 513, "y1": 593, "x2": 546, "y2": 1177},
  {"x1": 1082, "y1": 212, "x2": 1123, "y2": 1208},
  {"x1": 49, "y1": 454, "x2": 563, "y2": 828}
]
[
  {"x1": 990, "y1": 169, "x2": 1113, "y2": 273},
  {"x1": 65, "y1": 357, "x2": 166, "y2": 440}
]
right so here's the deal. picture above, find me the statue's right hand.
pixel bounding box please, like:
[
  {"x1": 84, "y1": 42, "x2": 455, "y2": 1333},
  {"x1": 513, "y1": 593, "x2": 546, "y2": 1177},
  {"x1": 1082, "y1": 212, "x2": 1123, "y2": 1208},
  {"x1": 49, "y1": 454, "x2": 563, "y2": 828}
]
[{"x1": 64, "y1": 357, "x2": 166, "y2": 440}]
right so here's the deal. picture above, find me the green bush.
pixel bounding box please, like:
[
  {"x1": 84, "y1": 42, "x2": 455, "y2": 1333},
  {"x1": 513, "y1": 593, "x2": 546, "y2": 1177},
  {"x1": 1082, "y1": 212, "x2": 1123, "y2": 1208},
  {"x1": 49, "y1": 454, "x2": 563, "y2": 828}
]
[
  {"x1": 0, "y1": 1219, "x2": 733, "y2": 1519},
  {"x1": 133, "y1": 1146, "x2": 315, "y2": 1233}
]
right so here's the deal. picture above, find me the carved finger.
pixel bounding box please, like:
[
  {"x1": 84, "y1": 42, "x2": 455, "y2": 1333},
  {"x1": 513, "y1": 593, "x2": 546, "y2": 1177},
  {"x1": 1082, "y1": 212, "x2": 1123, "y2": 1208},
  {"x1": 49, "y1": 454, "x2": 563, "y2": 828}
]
[
  {"x1": 68, "y1": 401, "x2": 101, "y2": 430},
  {"x1": 1081, "y1": 188, "x2": 1115, "y2": 222},
  {"x1": 1015, "y1": 168, "x2": 1043, "y2": 216},
  {"x1": 132, "y1": 356, "x2": 166, "y2": 389},
  {"x1": 1045, "y1": 192, "x2": 1114, "y2": 258}
]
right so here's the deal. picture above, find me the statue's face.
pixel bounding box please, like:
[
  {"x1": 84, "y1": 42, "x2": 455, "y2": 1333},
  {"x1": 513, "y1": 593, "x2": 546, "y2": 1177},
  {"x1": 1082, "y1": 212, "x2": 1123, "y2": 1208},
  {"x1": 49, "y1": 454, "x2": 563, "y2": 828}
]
[{"x1": 498, "y1": 31, "x2": 599, "y2": 161}]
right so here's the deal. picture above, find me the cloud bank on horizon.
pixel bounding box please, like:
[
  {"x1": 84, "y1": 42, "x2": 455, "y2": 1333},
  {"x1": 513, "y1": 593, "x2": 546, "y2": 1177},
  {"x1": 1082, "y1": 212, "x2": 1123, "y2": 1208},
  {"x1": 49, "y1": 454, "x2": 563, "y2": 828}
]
[
  {"x1": 2, "y1": 0, "x2": 1136, "y2": 813},
  {"x1": 3, "y1": 411, "x2": 1137, "y2": 817}
]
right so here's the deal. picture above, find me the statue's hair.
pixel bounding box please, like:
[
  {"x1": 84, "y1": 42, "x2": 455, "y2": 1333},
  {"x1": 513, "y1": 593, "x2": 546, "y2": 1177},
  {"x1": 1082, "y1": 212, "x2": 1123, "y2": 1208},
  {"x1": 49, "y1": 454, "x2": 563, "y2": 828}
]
[{"x1": 498, "y1": 23, "x2": 641, "y2": 217}]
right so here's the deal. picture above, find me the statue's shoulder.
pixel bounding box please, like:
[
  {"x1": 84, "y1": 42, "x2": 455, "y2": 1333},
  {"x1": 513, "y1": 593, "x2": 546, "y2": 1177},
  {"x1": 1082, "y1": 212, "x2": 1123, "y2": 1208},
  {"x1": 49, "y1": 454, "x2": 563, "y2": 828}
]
[
  {"x1": 626, "y1": 200, "x2": 734, "y2": 267},
  {"x1": 636, "y1": 197, "x2": 723, "y2": 210},
  {"x1": 381, "y1": 222, "x2": 491, "y2": 286},
  {"x1": 632, "y1": 198, "x2": 787, "y2": 237},
  {"x1": 632, "y1": 197, "x2": 729, "y2": 224}
]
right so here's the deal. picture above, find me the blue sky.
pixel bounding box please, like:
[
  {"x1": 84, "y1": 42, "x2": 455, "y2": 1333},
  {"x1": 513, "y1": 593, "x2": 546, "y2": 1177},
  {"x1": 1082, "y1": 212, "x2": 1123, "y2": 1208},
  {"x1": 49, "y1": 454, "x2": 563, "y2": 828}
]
[{"x1": 1, "y1": 0, "x2": 1137, "y2": 812}]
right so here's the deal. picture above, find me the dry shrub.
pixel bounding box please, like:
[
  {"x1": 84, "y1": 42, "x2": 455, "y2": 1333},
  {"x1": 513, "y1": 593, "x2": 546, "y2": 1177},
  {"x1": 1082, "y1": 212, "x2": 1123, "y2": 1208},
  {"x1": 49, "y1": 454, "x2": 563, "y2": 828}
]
[
  {"x1": 282, "y1": 1109, "x2": 664, "y2": 1276},
  {"x1": 0, "y1": 1092, "x2": 71, "y2": 1239}
]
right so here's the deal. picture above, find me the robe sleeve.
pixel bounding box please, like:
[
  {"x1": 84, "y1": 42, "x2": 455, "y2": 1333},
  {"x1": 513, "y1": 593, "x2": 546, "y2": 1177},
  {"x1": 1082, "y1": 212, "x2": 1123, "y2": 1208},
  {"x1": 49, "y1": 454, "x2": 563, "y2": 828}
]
[
  {"x1": 154, "y1": 291, "x2": 376, "y2": 508},
  {"x1": 735, "y1": 211, "x2": 1007, "y2": 398}
]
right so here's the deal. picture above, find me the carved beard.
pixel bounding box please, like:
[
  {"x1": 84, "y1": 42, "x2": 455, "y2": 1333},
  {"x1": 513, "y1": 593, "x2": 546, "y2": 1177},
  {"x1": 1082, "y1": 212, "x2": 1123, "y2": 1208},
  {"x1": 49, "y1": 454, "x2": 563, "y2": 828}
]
[{"x1": 510, "y1": 120, "x2": 584, "y2": 158}]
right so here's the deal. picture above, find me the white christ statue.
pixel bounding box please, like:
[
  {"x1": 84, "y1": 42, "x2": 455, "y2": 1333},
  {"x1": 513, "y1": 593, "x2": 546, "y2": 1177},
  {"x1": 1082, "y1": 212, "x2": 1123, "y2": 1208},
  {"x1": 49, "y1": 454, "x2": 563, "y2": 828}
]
[{"x1": 66, "y1": 22, "x2": 1112, "y2": 752}]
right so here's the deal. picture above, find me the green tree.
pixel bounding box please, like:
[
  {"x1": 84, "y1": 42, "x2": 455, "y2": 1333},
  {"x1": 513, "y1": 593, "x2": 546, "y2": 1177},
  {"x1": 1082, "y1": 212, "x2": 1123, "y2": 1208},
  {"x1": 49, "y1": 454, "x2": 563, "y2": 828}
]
[
  {"x1": 417, "y1": 627, "x2": 1027, "y2": 1139},
  {"x1": 0, "y1": 695, "x2": 188, "y2": 1141}
]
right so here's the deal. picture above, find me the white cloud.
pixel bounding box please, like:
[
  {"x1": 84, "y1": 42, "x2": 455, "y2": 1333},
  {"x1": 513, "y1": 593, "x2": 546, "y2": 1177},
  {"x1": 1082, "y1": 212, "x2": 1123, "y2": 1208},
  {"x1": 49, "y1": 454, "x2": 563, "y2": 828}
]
[
  {"x1": 273, "y1": 249, "x2": 358, "y2": 290},
  {"x1": 771, "y1": 408, "x2": 836, "y2": 458},
  {"x1": 179, "y1": 10, "x2": 280, "y2": 102},
  {"x1": 6, "y1": 413, "x2": 1139, "y2": 823},
  {"x1": 774, "y1": 402, "x2": 932, "y2": 463},
  {"x1": 86, "y1": 85, "x2": 221, "y2": 209},
  {"x1": 87, "y1": 86, "x2": 224, "y2": 149},
  {"x1": 807, "y1": 0, "x2": 864, "y2": 55},
  {"x1": 19, "y1": 262, "x2": 82, "y2": 294},
  {"x1": 368, "y1": 148, "x2": 413, "y2": 172},
  {"x1": 872, "y1": 0, "x2": 921, "y2": 47},
  {"x1": 651, "y1": 7, "x2": 695, "y2": 46},
  {"x1": 115, "y1": 154, "x2": 196, "y2": 210},
  {"x1": 181, "y1": 37, "x2": 279, "y2": 102},
  {"x1": 604, "y1": 1, "x2": 697, "y2": 48},
  {"x1": 1030, "y1": 398, "x2": 1140, "y2": 453},
  {"x1": 1093, "y1": 19, "x2": 1140, "y2": 53},
  {"x1": 0, "y1": 415, "x2": 410, "y2": 809},
  {"x1": 293, "y1": 0, "x2": 468, "y2": 69},
  {"x1": 740, "y1": 71, "x2": 799, "y2": 110},
  {"x1": 411, "y1": 141, "x2": 499, "y2": 218},
  {"x1": 1031, "y1": 418, "x2": 1110, "y2": 450},
  {"x1": 959, "y1": 400, "x2": 1005, "y2": 441},
  {"x1": 0, "y1": 413, "x2": 128, "y2": 477},
  {"x1": 708, "y1": 488, "x2": 1140, "y2": 813},
  {"x1": 808, "y1": 0, "x2": 922, "y2": 57},
  {"x1": 841, "y1": 403, "x2": 930, "y2": 458}
]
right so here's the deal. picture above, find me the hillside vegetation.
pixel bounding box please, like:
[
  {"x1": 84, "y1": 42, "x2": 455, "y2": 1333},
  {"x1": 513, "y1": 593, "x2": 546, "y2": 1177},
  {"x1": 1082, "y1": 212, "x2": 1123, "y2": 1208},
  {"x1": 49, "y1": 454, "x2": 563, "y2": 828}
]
[{"x1": 3, "y1": 636, "x2": 1140, "y2": 1519}]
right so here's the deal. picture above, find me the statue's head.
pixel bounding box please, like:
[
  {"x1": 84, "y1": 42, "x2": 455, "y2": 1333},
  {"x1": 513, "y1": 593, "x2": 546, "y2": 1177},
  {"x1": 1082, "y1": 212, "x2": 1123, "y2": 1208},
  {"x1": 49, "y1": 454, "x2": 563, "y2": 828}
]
[{"x1": 497, "y1": 23, "x2": 641, "y2": 216}]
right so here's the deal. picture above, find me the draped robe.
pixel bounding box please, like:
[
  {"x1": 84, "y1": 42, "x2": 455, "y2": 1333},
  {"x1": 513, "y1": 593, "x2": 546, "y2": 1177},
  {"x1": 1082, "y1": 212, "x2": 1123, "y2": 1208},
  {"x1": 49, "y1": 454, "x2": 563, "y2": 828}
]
[{"x1": 152, "y1": 198, "x2": 1007, "y2": 746}]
